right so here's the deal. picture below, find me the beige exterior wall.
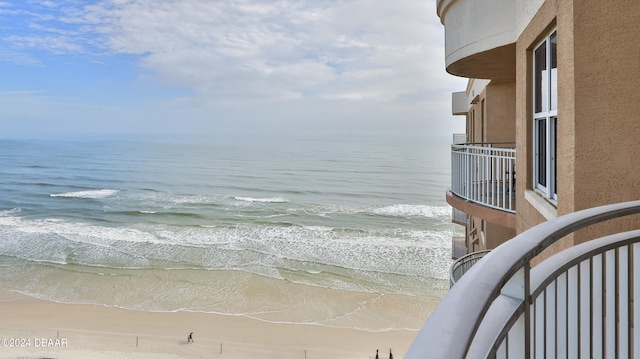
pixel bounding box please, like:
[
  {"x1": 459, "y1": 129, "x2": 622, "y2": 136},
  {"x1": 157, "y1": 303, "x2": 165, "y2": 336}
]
[
  {"x1": 485, "y1": 81, "x2": 516, "y2": 144},
  {"x1": 465, "y1": 80, "x2": 517, "y2": 145},
  {"x1": 444, "y1": 0, "x2": 640, "y2": 257},
  {"x1": 485, "y1": 222, "x2": 515, "y2": 249},
  {"x1": 464, "y1": 80, "x2": 516, "y2": 148},
  {"x1": 516, "y1": 0, "x2": 640, "y2": 256},
  {"x1": 569, "y1": 0, "x2": 640, "y2": 243},
  {"x1": 515, "y1": 0, "x2": 557, "y2": 240}
]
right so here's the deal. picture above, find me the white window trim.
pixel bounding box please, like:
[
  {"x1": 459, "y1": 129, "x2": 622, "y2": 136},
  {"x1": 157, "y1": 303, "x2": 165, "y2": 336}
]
[
  {"x1": 533, "y1": 30, "x2": 558, "y2": 204},
  {"x1": 525, "y1": 189, "x2": 557, "y2": 220}
]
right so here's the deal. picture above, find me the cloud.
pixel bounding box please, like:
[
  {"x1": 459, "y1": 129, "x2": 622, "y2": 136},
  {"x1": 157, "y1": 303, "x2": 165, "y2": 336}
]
[
  {"x1": 80, "y1": 1, "x2": 337, "y2": 101},
  {"x1": 76, "y1": 0, "x2": 462, "y2": 105},
  {"x1": 0, "y1": 0, "x2": 467, "y2": 136},
  {"x1": 0, "y1": 49, "x2": 42, "y2": 65},
  {"x1": 4, "y1": 34, "x2": 83, "y2": 53}
]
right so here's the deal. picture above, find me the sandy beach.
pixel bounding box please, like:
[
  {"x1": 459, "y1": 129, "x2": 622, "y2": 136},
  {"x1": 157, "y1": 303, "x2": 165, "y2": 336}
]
[
  {"x1": 0, "y1": 138, "x2": 452, "y2": 359},
  {"x1": 0, "y1": 290, "x2": 431, "y2": 359}
]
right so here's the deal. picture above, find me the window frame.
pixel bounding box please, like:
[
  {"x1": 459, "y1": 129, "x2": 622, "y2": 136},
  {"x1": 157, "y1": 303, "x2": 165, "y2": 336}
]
[{"x1": 533, "y1": 30, "x2": 558, "y2": 203}]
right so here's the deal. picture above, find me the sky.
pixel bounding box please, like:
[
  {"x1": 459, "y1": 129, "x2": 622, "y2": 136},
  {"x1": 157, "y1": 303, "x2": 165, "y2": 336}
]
[{"x1": 0, "y1": 0, "x2": 467, "y2": 139}]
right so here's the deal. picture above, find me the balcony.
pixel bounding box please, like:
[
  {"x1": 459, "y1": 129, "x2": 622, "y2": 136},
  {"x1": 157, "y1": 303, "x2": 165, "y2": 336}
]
[
  {"x1": 450, "y1": 250, "x2": 490, "y2": 287},
  {"x1": 406, "y1": 200, "x2": 640, "y2": 359},
  {"x1": 450, "y1": 142, "x2": 516, "y2": 213},
  {"x1": 436, "y1": 0, "x2": 546, "y2": 80},
  {"x1": 436, "y1": 0, "x2": 517, "y2": 79}
]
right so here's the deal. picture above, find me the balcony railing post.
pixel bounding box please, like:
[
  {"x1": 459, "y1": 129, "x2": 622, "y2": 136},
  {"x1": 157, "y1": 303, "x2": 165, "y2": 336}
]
[
  {"x1": 499, "y1": 264, "x2": 531, "y2": 359},
  {"x1": 466, "y1": 146, "x2": 471, "y2": 200},
  {"x1": 524, "y1": 262, "x2": 531, "y2": 359}
]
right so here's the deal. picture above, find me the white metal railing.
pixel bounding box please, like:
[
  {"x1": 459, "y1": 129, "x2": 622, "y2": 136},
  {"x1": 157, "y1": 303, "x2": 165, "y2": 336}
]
[
  {"x1": 406, "y1": 200, "x2": 640, "y2": 359},
  {"x1": 450, "y1": 250, "x2": 490, "y2": 287},
  {"x1": 451, "y1": 143, "x2": 516, "y2": 213}
]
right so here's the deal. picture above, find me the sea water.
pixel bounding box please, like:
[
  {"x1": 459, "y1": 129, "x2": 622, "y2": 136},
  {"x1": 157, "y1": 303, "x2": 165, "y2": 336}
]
[{"x1": 0, "y1": 133, "x2": 455, "y2": 331}]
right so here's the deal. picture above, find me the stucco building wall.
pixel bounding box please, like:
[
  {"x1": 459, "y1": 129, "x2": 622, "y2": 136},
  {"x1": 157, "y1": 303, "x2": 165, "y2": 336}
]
[
  {"x1": 569, "y1": 0, "x2": 640, "y2": 243},
  {"x1": 485, "y1": 81, "x2": 516, "y2": 144},
  {"x1": 516, "y1": 0, "x2": 640, "y2": 253}
]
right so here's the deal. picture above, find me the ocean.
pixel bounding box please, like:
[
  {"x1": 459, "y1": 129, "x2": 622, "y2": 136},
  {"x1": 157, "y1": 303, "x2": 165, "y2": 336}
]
[{"x1": 0, "y1": 133, "x2": 454, "y2": 332}]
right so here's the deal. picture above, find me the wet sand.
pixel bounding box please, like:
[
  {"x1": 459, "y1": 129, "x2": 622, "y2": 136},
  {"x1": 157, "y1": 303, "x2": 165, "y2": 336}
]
[{"x1": 0, "y1": 290, "x2": 432, "y2": 359}]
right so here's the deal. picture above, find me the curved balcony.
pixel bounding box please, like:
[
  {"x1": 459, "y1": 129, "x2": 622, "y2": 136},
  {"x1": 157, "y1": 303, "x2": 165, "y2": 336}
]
[
  {"x1": 448, "y1": 142, "x2": 516, "y2": 227},
  {"x1": 406, "y1": 200, "x2": 640, "y2": 359},
  {"x1": 450, "y1": 250, "x2": 490, "y2": 287},
  {"x1": 436, "y1": 0, "x2": 516, "y2": 79},
  {"x1": 436, "y1": 0, "x2": 546, "y2": 80}
]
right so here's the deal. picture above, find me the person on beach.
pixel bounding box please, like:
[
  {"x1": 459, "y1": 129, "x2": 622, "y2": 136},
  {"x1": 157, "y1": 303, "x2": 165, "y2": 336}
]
[
  {"x1": 188, "y1": 332, "x2": 194, "y2": 343},
  {"x1": 375, "y1": 349, "x2": 379, "y2": 359},
  {"x1": 389, "y1": 348, "x2": 393, "y2": 359}
]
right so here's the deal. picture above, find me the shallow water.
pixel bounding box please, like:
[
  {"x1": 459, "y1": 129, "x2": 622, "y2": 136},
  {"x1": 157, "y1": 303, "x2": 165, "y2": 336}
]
[{"x1": 0, "y1": 133, "x2": 454, "y2": 331}]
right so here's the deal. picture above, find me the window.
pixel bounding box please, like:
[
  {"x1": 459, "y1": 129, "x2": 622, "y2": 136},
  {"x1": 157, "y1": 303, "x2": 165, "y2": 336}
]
[
  {"x1": 533, "y1": 31, "x2": 557, "y2": 202},
  {"x1": 481, "y1": 99, "x2": 486, "y2": 142}
]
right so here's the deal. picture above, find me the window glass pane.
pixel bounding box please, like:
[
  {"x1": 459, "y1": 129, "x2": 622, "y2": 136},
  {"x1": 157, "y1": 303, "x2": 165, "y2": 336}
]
[
  {"x1": 536, "y1": 119, "x2": 547, "y2": 187},
  {"x1": 550, "y1": 32, "x2": 558, "y2": 111},
  {"x1": 534, "y1": 41, "x2": 547, "y2": 113},
  {"x1": 552, "y1": 117, "x2": 557, "y2": 197}
]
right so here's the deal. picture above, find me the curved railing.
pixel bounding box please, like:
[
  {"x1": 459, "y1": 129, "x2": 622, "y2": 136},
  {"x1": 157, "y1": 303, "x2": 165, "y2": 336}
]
[
  {"x1": 406, "y1": 200, "x2": 640, "y2": 359},
  {"x1": 450, "y1": 250, "x2": 490, "y2": 287},
  {"x1": 451, "y1": 143, "x2": 516, "y2": 213}
]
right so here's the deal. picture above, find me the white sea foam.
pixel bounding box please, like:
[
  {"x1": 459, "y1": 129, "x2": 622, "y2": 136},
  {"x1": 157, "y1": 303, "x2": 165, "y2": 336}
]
[
  {"x1": 233, "y1": 196, "x2": 288, "y2": 203},
  {"x1": 282, "y1": 203, "x2": 451, "y2": 220},
  {"x1": 127, "y1": 192, "x2": 220, "y2": 206},
  {"x1": 0, "y1": 213, "x2": 450, "y2": 283},
  {"x1": 169, "y1": 194, "x2": 219, "y2": 204},
  {"x1": 301, "y1": 225, "x2": 333, "y2": 232},
  {"x1": 0, "y1": 208, "x2": 20, "y2": 216},
  {"x1": 233, "y1": 196, "x2": 289, "y2": 203},
  {"x1": 51, "y1": 189, "x2": 120, "y2": 199},
  {"x1": 372, "y1": 204, "x2": 450, "y2": 218}
]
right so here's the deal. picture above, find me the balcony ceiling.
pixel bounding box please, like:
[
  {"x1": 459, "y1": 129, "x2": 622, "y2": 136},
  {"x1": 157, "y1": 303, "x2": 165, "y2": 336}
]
[{"x1": 446, "y1": 43, "x2": 516, "y2": 80}]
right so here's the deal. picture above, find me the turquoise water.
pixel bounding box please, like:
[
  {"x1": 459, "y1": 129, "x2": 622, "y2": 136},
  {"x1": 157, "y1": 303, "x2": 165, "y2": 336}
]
[{"x1": 0, "y1": 133, "x2": 454, "y2": 330}]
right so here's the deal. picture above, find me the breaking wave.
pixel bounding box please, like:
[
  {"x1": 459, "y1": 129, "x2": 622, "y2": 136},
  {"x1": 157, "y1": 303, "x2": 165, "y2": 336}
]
[
  {"x1": 51, "y1": 189, "x2": 120, "y2": 199},
  {"x1": 233, "y1": 196, "x2": 289, "y2": 203}
]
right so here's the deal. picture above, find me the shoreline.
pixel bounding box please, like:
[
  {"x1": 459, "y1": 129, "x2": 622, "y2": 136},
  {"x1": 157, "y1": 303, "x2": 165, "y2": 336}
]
[{"x1": 0, "y1": 290, "x2": 428, "y2": 359}]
